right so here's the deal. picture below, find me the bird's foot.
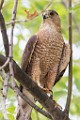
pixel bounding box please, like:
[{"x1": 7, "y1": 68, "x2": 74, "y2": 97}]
[
  {"x1": 42, "y1": 88, "x2": 53, "y2": 97},
  {"x1": 42, "y1": 87, "x2": 50, "y2": 92}
]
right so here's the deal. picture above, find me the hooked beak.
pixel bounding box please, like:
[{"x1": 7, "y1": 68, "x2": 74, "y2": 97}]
[
  {"x1": 42, "y1": 11, "x2": 49, "y2": 20},
  {"x1": 42, "y1": 14, "x2": 47, "y2": 19}
]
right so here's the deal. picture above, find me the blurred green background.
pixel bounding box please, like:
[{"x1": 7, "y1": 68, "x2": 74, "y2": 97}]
[{"x1": 0, "y1": 0, "x2": 80, "y2": 120}]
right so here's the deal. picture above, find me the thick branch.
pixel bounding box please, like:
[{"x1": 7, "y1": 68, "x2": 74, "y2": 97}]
[
  {"x1": 0, "y1": 12, "x2": 9, "y2": 57},
  {"x1": 0, "y1": 54, "x2": 70, "y2": 120}
]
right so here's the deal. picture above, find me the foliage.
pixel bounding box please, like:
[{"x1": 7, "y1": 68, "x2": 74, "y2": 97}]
[{"x1": 0, "y1": 0, "x2": 80, "y2": 120}]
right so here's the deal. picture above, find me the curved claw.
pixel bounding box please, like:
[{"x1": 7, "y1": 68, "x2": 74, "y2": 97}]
[{"x1": 42, "y1": 88, "x2": 53, "y2": 97}]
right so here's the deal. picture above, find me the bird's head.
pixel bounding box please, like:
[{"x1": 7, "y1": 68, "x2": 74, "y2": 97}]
[{"x1": 42, "y1": 10, "x2": 61, "y2": 29}]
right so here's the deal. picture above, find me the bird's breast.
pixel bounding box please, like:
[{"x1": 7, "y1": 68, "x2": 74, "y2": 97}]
[{"x1": 32, "y1": 25, "x2": 64, "y2": 74}]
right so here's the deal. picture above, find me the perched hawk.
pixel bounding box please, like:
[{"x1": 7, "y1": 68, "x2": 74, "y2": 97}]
[
  {"x1": 17, "y1": 10, "x2": 70, "y2": 120},
  {"x1": 21, "y1": 10, "x2": 70, "y2": 92}
]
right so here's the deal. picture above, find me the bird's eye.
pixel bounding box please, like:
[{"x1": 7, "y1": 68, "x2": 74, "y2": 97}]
[{"x1": 50, "y1": 12, "x2": 54, "y2": 16}]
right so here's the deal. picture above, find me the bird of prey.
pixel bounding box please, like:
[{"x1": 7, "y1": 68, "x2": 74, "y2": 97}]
[
  {"x1": 21, "y1": 10, "x2": 70, "y2": 92},
  {"x1": 17, "y1": 10, "x2": 71, "y2": 120}
]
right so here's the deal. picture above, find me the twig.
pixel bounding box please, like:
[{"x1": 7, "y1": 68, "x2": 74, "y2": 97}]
[
  {"x1": 8, "y1": 0, "x2": 20, "y2": 114},
  {"x1": 6, "y1": 0, "x2": 53, "y2": 26},
  {"x1": 43, "y1": 0, "x2": 53, "y2": 11},
  {"x1": 0, "y1": 58, "x2": 10, "y2": 70},
  {"x1": 8, "y1": 1, "x2": 23, "y2": 118},
  {"x1": 6, "y1": 19, "x2": 28, "y2": 25},
  {"x1": 64, "y1": 0, "x2": 72, "y2": 117},
  {"x1": 9, "y1": 0, "x2": 18, "y2": 84},
  {"x1": 9, "y1": 0, "x2": 18, "y2": 60},
  {"x1": 0, "y1": 70, "x2": 10, "y2": 120}
]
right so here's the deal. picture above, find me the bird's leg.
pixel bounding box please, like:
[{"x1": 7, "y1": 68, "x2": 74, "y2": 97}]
[
  {"x1": 44, "y1": 66, "x2": 62, "y2": 110},
  {"x1": 46, "y1": 65, "x2": 59, "y2": 91},
  {"x1": 49, "y1": 89, "x2": 53, "y2": 99},
  {"x1": 40, "y1": 67, "x2": 62, "y2": 110}
]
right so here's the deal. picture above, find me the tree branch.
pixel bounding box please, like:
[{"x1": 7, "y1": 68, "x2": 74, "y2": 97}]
[
  {"x1": 0, "y1": 12, "x2": 9, "y2": 57},
  {"x1": 0, "y1": 0, "x2": 4, "y2": 11},
  {"x1": 0, "y1": 58, "x2": 10, "y2": 70},
  {"x1": 8, "y1": 0, "x2": 18, "y2": 78},
  {"x1": 0, "y1": 54, "x2": 70, "y2": 120},
  {"x1": 64, "y1": 0, "x2": 73, "y2": 117},
  {"x1": 0, "y1": 70, "x2": 9, "y2": 119}
]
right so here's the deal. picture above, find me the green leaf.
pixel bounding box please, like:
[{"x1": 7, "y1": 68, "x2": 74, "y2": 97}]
[
  {"x1": 8, "y1": 113, "x2": 15, "y2": 120},
  {"x1": 7, "y1": 106, "x2": 15, "y2": 113}
]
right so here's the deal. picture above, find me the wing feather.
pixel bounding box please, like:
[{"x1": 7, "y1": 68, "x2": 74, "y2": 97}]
[
  {"x1": 54, "y1": 43, "x2": 71, "y2": 85},
  {"x1": 21, "y1": 35, "x2": 38, "y2": 71}
]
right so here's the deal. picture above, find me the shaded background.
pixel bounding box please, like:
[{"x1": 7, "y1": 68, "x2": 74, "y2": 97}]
[{"x1": 0, "y1": 0, "x2": 80, "y2": 120}]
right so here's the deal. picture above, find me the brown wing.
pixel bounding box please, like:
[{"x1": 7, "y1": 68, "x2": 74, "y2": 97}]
[
  {"x1": 21, "y1": 35, "x2": 38, "y2": 71},
  {"x1": 54, "y1": 43, "x2": 71, "y2": 85}
]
